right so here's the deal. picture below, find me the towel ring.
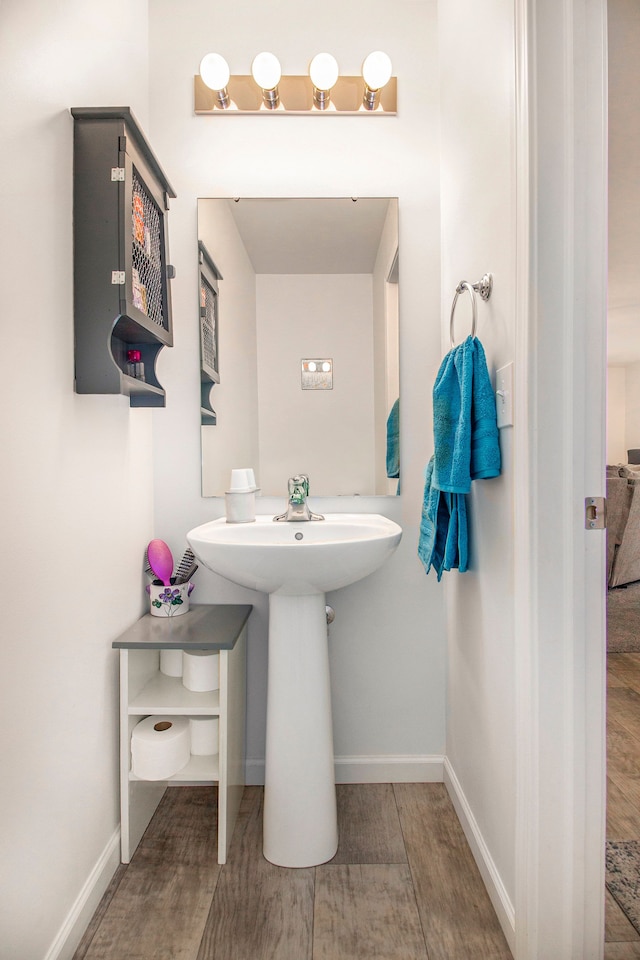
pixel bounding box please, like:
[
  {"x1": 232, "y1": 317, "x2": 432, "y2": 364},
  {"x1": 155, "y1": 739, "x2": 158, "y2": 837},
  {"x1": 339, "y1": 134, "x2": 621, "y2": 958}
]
[{"x1": 449, "y1": 273, "x2": 493, "y2": 349}]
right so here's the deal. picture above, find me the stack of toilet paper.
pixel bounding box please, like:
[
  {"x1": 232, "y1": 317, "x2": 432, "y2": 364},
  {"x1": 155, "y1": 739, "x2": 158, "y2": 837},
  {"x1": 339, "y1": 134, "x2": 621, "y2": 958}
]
[
  {"x1": 131, "y1": 649, "x2": 222, "y2": 779},
  {"x1": 131, "y1": 714, "x2": 220, "y2": 779}
]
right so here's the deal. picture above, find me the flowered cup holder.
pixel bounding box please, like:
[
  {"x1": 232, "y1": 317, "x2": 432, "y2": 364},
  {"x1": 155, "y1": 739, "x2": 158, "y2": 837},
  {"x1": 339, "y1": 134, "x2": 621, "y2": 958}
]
[{"x1": 147, "y1": 581, "x2": 193, "y2": 617}]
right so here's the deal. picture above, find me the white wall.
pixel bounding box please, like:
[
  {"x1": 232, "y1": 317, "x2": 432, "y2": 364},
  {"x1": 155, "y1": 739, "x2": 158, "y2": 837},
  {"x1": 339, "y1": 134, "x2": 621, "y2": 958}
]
[
  {"x1": 605, "y1": 363, "x2": 640, "y2": 465},
  {"x1": 625, "y1": 362, "x2": 640, "y2": 457},
  {"x1": 256, "y1": 273, "x2": 376, "y2": 495},
  {"x1": 607, "y1": 365, "x2": 627, "y2": 463},
  {"x1": 198, "y1": 200, "x2": 260, "y2": 496},
  {"x1": 0, "y1": 1, "x2": 152, "y2": 958},
  {"x1": 438, "y1": 0, "x2": 517, "y2": 923},
  {"x1": 148, "y1": 0, "x2": 444, "y2": 781},
  {"x1": 608, "y1": 0, "x2": 640, "y2": 364}
]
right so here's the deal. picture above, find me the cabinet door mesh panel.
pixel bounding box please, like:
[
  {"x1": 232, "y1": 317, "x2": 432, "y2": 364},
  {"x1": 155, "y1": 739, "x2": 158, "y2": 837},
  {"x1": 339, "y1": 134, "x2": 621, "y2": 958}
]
[
  {"x1": 131, "y1": 169, "x2": 166, "y2": 328},
  {"x1": 201, "y1": 276, "x2": 218, "y2": 374}
]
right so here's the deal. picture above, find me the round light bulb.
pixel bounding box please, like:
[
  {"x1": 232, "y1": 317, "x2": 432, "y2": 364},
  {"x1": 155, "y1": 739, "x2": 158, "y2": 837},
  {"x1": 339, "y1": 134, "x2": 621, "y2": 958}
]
[
  {"x1": 199, "y1": 53, "x2": 230, "y2": 91},
  {"x1": 309, "y1": 53, "x2": 339, "y2": 92},
  {"x1": 251, "y1": 51, "x2": 281, "y2": 90},
  {"x1": 322, "y1": 361, "x2": 331, "y2": 373},
  {"x1": 362, "y1": 51, "x2": 392, "y2": 90},
  {"x1": 308, "y1": 361, "x2": 317, "y2": 372}
]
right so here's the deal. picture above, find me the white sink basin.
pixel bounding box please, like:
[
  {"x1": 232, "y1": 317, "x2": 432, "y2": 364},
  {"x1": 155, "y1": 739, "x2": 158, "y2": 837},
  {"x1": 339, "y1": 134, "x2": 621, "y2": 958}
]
[
  {"x1": 186, "y1": 513, "x2": 402, "y2": 596},
  {"x1": 186, "y1": 511, "x2": 402, "y2": 869}
]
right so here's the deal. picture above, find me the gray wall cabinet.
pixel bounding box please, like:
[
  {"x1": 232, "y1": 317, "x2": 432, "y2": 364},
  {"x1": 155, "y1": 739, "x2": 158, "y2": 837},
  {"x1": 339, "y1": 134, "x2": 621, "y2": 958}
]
[{"x1": 72, "y1": 107, "x2": 176, "y2": 406}]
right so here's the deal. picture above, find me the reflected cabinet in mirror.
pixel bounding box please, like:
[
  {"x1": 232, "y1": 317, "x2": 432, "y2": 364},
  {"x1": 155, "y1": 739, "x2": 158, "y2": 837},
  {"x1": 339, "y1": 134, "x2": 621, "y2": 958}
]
[{"x1": 198, "y1": 197, "x2": 399, "y2": 497}]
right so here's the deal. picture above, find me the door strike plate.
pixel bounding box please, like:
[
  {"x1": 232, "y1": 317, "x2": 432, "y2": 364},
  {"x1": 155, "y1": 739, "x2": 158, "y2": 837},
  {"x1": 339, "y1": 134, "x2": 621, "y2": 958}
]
[{"x1": 585, "y1": 496, "x2": 606, "y2": 530}]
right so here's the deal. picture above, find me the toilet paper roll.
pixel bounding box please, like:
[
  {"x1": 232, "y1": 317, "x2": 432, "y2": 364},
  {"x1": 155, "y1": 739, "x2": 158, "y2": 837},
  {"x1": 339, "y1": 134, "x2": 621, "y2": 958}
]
[
  {"x1": 160, "y1": 649, "x2": 183, "y2": 677},
  {"x1": 131, "y1": 715, "x2": 190, "y2": 780},
  {"x1": 182, "y1": 650, "x2": 219, "y2": 692},
  {"x1": 189, "y1": 716, "x2": 219, "y2": 756}
]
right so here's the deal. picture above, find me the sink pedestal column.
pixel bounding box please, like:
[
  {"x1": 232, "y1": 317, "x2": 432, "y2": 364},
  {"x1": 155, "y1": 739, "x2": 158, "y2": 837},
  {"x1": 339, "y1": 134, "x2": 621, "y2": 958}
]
[{"x1": 263, "y1": 592, "x2": 338, "y2": 867}]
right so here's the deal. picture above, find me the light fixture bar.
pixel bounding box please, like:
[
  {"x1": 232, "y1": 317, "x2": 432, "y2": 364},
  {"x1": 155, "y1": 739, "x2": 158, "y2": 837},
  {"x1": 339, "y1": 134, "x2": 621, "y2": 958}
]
[{"x1": 194, "y1": 74, "x2": 397, "y2": 115}]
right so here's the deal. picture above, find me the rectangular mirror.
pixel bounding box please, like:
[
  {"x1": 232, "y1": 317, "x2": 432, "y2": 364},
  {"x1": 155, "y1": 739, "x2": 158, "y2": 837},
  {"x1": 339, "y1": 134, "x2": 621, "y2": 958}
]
[{"x1": 198, "y1": 197, "x2": 399, "y2": 497}]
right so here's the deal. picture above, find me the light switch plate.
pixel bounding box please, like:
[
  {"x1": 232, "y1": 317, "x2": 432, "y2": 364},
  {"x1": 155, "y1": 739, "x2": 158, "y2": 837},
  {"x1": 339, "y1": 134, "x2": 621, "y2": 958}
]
[
  {"x1": 495, "y1": 361, "x2": 514, "y2": 428},
  {"x1": 301, "y1": 358, "x2": 333, "y2": 390}
]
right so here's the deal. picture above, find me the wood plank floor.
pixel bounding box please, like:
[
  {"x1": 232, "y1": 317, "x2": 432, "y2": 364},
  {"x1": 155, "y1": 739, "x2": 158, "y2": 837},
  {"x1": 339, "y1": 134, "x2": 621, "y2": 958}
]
[
  {"x1": 606, "y1": 652, "x2": 640, "y2": 959},
  {"x1": 74, "y1": 782, "x2": 512, "y2": 960},
  {"x1": 70, "y1": 652, "x2": 640, "y2": 959}
]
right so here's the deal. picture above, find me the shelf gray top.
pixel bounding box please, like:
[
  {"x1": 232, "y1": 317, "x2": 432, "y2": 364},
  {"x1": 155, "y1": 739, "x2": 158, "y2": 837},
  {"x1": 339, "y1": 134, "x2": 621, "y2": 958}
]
[{"x1": 112, "y1": 604, "x2": 252, "y2": 650}]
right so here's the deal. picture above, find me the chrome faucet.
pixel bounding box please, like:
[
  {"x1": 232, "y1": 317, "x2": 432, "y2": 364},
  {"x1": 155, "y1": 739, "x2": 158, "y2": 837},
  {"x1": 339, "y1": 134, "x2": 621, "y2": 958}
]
[{"x1": 273, "y1": 474, "x2": 325, "y2": 522}]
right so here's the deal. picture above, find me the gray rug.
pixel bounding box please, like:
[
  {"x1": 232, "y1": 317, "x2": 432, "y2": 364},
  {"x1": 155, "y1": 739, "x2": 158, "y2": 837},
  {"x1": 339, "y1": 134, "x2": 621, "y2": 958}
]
[
  {"x1": 606, "y1": 840, "x2": 640, "y2": 934},
  {"x1": 608, "y1": 582, "x2": 640, "y2": 653}
]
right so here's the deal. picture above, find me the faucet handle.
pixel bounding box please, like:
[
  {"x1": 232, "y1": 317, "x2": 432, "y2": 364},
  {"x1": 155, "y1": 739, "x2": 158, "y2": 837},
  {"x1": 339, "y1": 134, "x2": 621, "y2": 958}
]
[{"x1": 288, "y1": 474, "x2": 309, "y2": 503}]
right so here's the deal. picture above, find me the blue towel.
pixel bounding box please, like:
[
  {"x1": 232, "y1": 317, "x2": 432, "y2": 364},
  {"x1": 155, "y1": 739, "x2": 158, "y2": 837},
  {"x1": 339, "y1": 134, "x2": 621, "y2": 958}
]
[
  {"x1": 418, "y1": 459, "x2": 469, "y2": 580},
  {"x1": 418, "y1": 336, "x2": 500, "y2": 578},
  {"x1": 386, "y1": 398, "x2": 400, "y2": 479}
]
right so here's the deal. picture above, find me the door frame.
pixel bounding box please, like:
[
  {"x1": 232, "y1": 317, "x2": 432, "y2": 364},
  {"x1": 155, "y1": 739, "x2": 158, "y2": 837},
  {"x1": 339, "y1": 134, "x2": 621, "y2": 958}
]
[{"x1": 513, "y1": 1, "x2": 608, "y2": 957}]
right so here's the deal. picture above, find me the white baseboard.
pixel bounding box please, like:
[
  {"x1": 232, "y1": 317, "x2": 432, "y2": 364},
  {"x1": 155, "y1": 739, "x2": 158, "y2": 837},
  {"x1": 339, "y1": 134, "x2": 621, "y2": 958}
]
[
  {"x1": 335, "y1": 754, "x2": 444, "y2": 783},
  {"x1": 44, "y1": 827, "x2": 121, "y2": 960},
  {"x1": 443, "y1": 759, "x2": 516, "y2": 953},
  {"x1": 246, "y1": 754, "x2": 444, "y2": 785}
]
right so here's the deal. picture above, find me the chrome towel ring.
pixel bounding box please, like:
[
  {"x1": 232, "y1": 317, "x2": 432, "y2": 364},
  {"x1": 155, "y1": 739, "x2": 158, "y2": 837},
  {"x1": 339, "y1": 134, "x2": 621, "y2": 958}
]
[{"x1": 449, "y1": 273, "x2": 493, "y2": 349}]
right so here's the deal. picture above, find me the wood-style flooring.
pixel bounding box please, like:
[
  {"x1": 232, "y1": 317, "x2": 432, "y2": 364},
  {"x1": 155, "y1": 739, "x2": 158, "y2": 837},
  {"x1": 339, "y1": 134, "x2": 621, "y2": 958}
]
[
  {"x1": 73, "y1": 782, "x2": 513, "y2": 960},
  {"x1": 69, "y1": 652, "x2": 640, "y2": 959},
  {"x1": 74, "y1": 653, "x2": 640, "y2": 960},
  {"x1": 606, "y1": 652, "x2": 640, "y2": 958}
]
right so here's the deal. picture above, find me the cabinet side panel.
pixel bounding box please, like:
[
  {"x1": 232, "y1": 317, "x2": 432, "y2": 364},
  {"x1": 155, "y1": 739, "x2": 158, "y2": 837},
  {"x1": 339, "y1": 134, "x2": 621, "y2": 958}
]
[
  {"x1": 126, "y1": 774, "x2": 167, "y2": 862},
  {"x1": 120, "y1": 652, "x2": 130, "y2": 860},
  {"x1": 218, "y1": 625, "x2": 247, "y2": 864},
  {"x1": 217, "y1": 651, "x2": 229, "y2": 862},
  {"x1": 121, "y1": 649, "x2": 165, "y2": 862},
  {"x1": 73, "y1": 118, "x2": 124, "y2": 394}
]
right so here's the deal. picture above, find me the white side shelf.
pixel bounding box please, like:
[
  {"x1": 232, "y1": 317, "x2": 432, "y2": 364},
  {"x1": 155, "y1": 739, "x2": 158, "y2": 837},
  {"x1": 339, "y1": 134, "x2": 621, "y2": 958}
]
[
  {"x1": 129, "y1": 753, "x2": 220, "y2": 782},
  {"x1": 128, "y1": 672, "x2": 221, "y2": 715},
  {"x1": 113, "y1": 604, "x2": 251, "y2": 866}
]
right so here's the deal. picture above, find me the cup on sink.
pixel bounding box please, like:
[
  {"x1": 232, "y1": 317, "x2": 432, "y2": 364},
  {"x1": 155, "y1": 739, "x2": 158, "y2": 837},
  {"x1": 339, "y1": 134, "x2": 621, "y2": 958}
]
[{"x1": 225, "y1": 467, "x2": 258, "y2": 522}]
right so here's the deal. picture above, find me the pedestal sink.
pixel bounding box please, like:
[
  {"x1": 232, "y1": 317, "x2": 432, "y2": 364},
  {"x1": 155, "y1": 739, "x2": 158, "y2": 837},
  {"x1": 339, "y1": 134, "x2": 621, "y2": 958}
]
[{"x1": 187, "y1": 513, "x2": 402, "y2": 867}]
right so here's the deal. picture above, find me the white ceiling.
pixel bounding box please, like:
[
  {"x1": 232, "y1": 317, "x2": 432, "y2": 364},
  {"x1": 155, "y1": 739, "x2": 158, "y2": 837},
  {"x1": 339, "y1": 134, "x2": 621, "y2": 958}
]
[
  {"x1": 608, "y1": 0, "x2": 640, "y2": 365},
  {"x1": 225, "y1": 197, "x2": 392, "y2": 274}
]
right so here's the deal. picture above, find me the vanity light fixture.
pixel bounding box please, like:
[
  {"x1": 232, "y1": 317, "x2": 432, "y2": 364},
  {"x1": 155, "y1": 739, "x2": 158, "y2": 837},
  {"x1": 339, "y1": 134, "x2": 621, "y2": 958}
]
[
  {"x1": 251, "y1": 52, "x2": 282, "y2": 109},
  {"x1": 199, "y1": 53, "x2": 232, "y2": 109},
  {"x1": 309, "y1": 53, "x2": 339, "y2": 110},
  {"x1": 194, "y1": 51, "x2": 396, "y2": 115},
  {"x1": 361, "y1": 51, "x2": 393, "y2": 111}
]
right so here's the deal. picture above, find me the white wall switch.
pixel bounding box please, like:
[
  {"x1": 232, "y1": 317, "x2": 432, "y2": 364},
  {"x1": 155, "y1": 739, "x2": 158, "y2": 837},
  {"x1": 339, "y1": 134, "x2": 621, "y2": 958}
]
[{"x1": 495, "y1": 361, "x2": 514, "y2": 428}]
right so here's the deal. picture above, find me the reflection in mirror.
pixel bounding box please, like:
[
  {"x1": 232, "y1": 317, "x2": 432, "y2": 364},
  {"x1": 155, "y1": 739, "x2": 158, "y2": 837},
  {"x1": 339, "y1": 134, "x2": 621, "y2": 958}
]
[{"x1": 197, "y1": 198, "x2": 399, "y2": 497}]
